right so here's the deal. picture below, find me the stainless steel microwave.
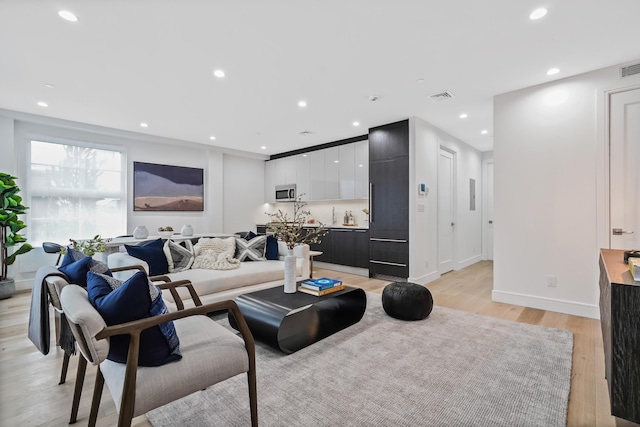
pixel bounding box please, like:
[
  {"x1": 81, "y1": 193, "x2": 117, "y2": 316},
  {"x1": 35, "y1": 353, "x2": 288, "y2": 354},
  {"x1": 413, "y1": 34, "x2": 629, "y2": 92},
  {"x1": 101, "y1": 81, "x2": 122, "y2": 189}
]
[{"x1": 275, "y1": 184, "x2": 296, "y2": 201}]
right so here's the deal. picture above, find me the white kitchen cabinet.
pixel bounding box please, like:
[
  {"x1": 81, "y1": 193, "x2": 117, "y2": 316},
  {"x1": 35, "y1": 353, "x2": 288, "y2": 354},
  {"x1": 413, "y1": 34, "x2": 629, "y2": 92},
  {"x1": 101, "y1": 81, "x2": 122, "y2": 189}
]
[
  {"x1": 324, "y1": 146, "x2": 340, "y2": 200},
  {"x1": 354, "y1": 140, "x2": 369, "y2": 198},
  {"x1": 266, "y1": 140, "x2": 368, "y2": 202},
  {"x1": 339, "y1": 144, "x2": 355, "y2": 199},
  {"x1": 282, "y1": 156, "x2": 297, "y2": 185},
  {"x1": 308, "y1": 150, "x2": 325, "y2": 200},
  {"x1": 296, "y1": 154, "x2": 310, "y2": 200}
]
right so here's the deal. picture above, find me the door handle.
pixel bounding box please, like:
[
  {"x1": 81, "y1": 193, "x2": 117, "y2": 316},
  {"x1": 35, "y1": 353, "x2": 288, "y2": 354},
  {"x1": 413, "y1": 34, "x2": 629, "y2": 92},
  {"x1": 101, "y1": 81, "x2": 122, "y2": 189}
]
[
  {"x1": 489, "y1": 220, "x2": 493, "y2": 224},
  {"x1": 369, "y1": 183, "x2": 373, "y2": 223},
  {"x1": 612, "y1": 228, "x2": 634, "y2": 235},
  {"x1": 451, "y1": 222, "x2": 455, "y2": 227}
]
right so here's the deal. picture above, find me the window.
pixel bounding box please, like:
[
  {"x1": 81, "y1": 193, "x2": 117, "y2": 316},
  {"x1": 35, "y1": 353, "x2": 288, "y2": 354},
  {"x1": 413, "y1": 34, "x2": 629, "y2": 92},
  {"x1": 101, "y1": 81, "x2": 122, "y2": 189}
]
[{"x1": 28, "y1": 140, "x2": 125, "y2": 245}]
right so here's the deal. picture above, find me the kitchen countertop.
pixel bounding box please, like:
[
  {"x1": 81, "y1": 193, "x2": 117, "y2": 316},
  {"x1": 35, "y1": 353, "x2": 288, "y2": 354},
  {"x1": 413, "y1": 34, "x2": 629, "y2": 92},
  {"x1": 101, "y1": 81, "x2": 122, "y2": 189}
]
[{"x1": 258, "y1": 223, "x2": 368, "y2": 230}]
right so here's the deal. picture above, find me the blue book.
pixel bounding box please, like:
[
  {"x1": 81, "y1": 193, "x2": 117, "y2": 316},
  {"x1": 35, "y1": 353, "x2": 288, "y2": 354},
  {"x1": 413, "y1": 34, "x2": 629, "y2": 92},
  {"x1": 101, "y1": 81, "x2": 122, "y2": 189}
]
[{"x1": 301, "y1": 278, "x2": 342, "y2": 291}]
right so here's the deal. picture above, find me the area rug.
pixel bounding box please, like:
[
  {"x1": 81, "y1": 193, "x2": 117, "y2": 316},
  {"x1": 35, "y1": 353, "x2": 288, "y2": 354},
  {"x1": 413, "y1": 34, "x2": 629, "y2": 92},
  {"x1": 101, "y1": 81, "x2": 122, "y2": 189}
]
[{"x1": 147, "y1": 293, "x2": 573, "y2": 426}]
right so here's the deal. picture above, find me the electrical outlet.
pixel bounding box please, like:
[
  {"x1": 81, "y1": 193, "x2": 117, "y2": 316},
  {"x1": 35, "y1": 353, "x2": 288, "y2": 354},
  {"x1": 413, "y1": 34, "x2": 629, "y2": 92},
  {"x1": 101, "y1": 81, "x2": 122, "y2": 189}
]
[{"x1": 547, "y1": 275, "x2": 557, "y2": 288}]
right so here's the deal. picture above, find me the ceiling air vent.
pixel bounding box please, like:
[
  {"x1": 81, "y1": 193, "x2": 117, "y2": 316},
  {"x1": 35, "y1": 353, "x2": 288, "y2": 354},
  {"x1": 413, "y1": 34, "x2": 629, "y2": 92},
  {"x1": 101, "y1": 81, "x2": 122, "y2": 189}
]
[
  {"x1": 428, "y1": 90, "x2": 455, "y2": 102},
  {"x1": 621, "y1": 63, "x2": 640, "y2": 78},
  {"x1": 299, "y1": 130, "x2": 314, "y2": 136}
]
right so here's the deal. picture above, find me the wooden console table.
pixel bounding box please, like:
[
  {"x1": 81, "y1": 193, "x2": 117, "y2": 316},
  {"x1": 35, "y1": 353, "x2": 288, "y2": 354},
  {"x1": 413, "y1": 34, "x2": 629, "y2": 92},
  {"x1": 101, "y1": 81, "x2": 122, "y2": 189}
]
[{"x1": 598, "y1": 249, "x2": 640, "y2": 424}]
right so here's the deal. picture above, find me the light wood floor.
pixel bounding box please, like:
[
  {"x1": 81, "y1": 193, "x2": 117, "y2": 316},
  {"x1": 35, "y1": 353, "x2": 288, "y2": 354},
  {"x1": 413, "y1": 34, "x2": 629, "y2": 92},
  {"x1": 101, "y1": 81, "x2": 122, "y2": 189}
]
[{"x1": 0, "y1": 261, "x2": 633, "y2": 426}]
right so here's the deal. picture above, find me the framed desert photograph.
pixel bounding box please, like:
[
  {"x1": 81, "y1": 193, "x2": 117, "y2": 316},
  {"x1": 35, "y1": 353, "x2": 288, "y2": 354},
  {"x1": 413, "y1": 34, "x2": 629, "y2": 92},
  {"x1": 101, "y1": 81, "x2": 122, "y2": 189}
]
[{"x1": 133, "y1": 161, "x2": 204, "y2": 211}]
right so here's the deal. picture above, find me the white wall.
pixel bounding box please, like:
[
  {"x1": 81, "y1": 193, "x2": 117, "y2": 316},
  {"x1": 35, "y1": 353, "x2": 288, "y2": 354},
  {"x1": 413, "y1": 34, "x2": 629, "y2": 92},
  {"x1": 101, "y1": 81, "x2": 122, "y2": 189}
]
[
  {"x1": 493, "y1": 61, "x2": 640, "y2": 319},
  {"x1": 409, "y1": 116, "x2": 483, "y2": 284},
  {"x1": 0, "y1": 116, "x2": 15, "y2": 173},
  {"x1": 2, "y1": 111, "x2": 267, "y2": 291},
  {"x1": 223, "y1": 154, "x2": 268, "y2": 233}
]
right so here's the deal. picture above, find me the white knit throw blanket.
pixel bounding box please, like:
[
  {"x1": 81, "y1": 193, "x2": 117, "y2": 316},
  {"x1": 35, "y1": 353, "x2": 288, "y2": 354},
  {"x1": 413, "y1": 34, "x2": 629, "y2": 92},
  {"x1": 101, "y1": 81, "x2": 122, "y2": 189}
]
[{"x1": 192, "y1": 237, "x2": 240, "y2": 270}]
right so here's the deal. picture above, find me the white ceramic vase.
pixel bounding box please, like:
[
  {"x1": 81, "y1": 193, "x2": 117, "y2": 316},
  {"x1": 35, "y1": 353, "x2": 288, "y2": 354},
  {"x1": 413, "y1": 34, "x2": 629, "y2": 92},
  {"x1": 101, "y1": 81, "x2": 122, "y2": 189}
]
[
  {"x1": 133, "y1": 225, "x2": 149, "y2": 239},
  {"x1": 283, "y1": 249, "x2": 297, "y2": 293},
  {"x1": 181, "y1": 224, "x2": 194, "y2": 236}
]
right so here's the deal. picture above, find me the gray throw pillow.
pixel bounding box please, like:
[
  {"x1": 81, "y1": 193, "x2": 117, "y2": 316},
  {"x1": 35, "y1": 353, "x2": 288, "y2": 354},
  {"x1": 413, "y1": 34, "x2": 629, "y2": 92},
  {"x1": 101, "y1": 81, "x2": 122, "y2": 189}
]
[
  {"x1": 163, "y1": 239, "x2": 195, "y2": 273},
  {"x1": 235, "y1": 235, "x2": 267, "y2": 261}
]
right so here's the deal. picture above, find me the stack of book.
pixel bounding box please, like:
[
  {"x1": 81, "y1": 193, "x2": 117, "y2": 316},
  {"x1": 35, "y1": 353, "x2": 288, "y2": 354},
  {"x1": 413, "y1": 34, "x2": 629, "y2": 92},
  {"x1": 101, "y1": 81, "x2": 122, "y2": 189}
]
[{"x1": 298, "y1": 277, "x2": 345, "y2": 296}]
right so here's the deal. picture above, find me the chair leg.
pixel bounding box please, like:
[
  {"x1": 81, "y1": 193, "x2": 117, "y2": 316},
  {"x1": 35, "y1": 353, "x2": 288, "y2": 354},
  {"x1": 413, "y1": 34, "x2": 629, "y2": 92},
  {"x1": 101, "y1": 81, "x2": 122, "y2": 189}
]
[
  {"x1": 59, "y1": 350, "x2": 71, "y2": 385},
  {"x1": 69, "y1": 356, "x2": 86, "y2": 423},
  {"x1": 248, "y1": 364, "x2": 258, "y2": 427},
  {"x1": 88, "y1": 368, "x2": 104, "y2": 427}
]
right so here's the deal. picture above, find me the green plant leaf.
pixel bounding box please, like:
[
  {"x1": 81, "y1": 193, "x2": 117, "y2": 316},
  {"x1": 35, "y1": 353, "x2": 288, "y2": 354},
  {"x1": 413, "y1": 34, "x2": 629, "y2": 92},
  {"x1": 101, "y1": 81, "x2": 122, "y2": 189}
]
[{"x1": 6, "y1": 243, "x2": 34, "y2": 265}]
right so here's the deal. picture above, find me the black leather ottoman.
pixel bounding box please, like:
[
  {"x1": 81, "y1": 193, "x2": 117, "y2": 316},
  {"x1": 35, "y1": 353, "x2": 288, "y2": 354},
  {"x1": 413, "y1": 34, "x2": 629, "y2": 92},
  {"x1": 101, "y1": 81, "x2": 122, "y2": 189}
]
[{"x1": 382, "y1": 282, "x2": 433, "y2": 320}]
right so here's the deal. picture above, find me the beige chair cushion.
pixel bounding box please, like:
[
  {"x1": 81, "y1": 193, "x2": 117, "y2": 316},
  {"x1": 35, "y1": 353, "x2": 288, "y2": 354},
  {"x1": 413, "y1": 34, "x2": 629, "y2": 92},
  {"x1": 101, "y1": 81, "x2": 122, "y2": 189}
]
[
  {"x1": 59, "y1": 285, "x2": 109, "y2": 365},
  {"x1": 101, "y1": 315, "x2": 249, "y2": 416}
]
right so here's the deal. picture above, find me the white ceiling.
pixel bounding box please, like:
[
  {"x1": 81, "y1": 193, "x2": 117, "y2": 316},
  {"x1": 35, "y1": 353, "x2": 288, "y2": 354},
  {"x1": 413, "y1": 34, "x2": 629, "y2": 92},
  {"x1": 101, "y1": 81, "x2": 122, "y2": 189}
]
[{"x1": 1, "y1": 1, "x2": 639, "y2": 157}]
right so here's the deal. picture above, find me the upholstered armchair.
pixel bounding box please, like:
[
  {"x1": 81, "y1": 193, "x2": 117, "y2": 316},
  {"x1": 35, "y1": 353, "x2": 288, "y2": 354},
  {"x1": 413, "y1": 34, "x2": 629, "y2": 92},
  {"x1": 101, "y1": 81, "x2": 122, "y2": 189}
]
[{"x1": 60, "y1": 283, "x2": 258, "y2": 427}]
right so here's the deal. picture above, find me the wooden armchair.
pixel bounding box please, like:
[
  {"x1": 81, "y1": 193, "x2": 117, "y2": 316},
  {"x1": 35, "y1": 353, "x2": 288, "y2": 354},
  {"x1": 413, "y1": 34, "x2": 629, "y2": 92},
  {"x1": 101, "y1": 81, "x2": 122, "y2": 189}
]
[
  {"x1": 44, "y1": 265, "x2": 150, "y2": 385},
  {"x1": 59, "y1": 275, "x2": 257, "y2": 427}
]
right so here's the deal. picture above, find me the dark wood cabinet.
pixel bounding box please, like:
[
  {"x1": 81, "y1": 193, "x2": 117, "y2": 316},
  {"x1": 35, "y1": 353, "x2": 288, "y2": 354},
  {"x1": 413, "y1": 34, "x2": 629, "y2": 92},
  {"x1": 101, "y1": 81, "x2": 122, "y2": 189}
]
[
  {"x1": 354, "y1": 229, "x2": 369, "y2": 268},
  {"x1": 368, "y1": 120, "x2": 410, "y2": 278},
  {"x1": 329, "y1": 229, "x2": 355, "y2": 266},
  {"x1": 307, "y1": 227, "x2": 369, "y2": 269},
  {"x1": 598, "y1": 249, "x2": 640, "y2": 424},
  {"x1": 307, "y1": 227, "x2": 331, "y2": 262}
]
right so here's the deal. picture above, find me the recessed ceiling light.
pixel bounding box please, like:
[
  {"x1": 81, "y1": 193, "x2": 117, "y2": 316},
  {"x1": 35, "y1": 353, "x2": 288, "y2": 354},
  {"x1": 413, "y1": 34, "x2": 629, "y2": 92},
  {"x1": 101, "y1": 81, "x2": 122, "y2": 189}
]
[
  {"x1": 298, "y1": 100, "x2": 307, "y2": 107},
  {"x1": 140, "y1": 122, "x2": 148, "y2": 128},
  {"x1": 358, "y1": 164, "x2": 364, "y2": 168},
  {"x1": 58, "y1": 10, "x2": 78, "y2": 22},
  {"x1": 302, "y1": 154, "x2": 308, "y2": 157},
  {"x1": 37, "y1": 101, "x2": 48, "y2": 107},
  {"x1": 529, "y1": 8, "x2": 547, "y2": 20},
  {"x1": 261, "y1": 146, "x2": 267, "y2": 150},
  {"x1": 334, "y1": 160, "x2": 339, "y2": 164},
  {"x1": 209, "y1": 136, "x2": 216, "y2": 140},
  {"x1": 416, "y1": 79, "x2": 425, "y2": 84},
  {"x1": 547, "y1": 67, "x2": 560, "y2": 76},
  {"x1": 459, "y1": 113, "x2": 468, "y2": 119},
  {"x1": 481, "y1": 130, "x2": 488, "y2": 135},
  {"x1": 44, "y1": 84, "x2": 56, "y2": 89},
  {"x1": 352, "y1": 121, "x2": 360, "y2": 127},
  {"x1": 213, "y1": 69, "x2": 225, "y2": 78}
]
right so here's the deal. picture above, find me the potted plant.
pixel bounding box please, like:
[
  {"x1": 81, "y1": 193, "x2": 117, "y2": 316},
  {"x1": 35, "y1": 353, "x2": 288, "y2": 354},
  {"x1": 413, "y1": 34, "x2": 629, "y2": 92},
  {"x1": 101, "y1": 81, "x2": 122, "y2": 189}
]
[
  {"x1": 0, "y1": 173, "x2": 34, "y2": 299},
  {"x1": 266, "y1": 194, "x2": 326, "y2": 293}
]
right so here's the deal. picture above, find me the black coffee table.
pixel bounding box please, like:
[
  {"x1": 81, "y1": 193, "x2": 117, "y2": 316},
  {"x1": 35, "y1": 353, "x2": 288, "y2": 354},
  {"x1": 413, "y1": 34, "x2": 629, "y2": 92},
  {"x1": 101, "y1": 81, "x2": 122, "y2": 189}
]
[{"x1": 228, "y1": 284, "x2": 367, "y2": 354}]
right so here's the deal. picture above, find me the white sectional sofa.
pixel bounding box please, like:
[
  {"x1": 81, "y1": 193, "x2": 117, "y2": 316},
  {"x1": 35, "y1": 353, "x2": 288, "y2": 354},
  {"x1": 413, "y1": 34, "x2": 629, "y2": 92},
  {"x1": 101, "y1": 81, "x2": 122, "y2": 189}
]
[{"x1": 108, "y1": 241, "x2": 310, "y2": 311}]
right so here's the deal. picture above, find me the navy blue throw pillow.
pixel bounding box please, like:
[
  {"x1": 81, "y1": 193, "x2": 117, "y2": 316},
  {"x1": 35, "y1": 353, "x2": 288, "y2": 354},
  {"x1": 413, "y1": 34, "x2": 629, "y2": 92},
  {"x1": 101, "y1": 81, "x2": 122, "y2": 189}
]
[
  {"x1": 125, "y1": 238, "x2": 169, "y2": 276},
  {"x1": 58, "y1": 256, "x2": 92, "y2": 286},
  {"x1": 58, "y1": 247, "x2": 112, "y2": 287},
  {"x1": 87, "y1": 271, "x2": 181, "y2": 366},
  {"x1": 244, "y1": 231, "x2": 257, "y2": 241},
  {"x1": 265, "y1": 235, "x2": 279, "y2": 260}
]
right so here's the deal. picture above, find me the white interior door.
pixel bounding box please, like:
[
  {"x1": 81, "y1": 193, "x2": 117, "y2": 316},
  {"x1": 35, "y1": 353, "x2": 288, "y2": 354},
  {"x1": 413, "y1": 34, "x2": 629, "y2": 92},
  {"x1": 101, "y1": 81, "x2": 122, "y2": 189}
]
[
  {"x1": 438, "y1": 149, "x2": 455, "y2": 273},
  {"x1": 610, "y1": 88, "x2": 640, "y2": 249},
  {"x1": 485, "y1": 162, "x2": 494, "y2": 260}
]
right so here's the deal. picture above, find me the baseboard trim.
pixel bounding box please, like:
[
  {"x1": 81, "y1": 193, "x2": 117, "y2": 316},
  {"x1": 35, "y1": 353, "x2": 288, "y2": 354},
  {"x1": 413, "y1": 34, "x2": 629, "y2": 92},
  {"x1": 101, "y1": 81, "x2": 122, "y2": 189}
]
[
  {"x1": 456, "y1": 254, "x2": 482, "y2": 270},
  {"x1": 492, "y1": 290, "x2": 600, "y2": 319},
  {"x1": 314, "y1": 262, "x2": 369, "y2": 277},
  {"x1": 408, "y1": 271, "x2": 441, "y2": 285}
]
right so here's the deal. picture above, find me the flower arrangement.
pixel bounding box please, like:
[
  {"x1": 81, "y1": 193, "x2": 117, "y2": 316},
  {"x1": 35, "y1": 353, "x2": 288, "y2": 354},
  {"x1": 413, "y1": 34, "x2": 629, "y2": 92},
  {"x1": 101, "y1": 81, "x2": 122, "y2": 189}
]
[
  {"x1": 266, "y1": 195, "x2": 326, "y2": 250},
  {"x1": 64, "y1": 234, "x2": 110, "y2": 256}
]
